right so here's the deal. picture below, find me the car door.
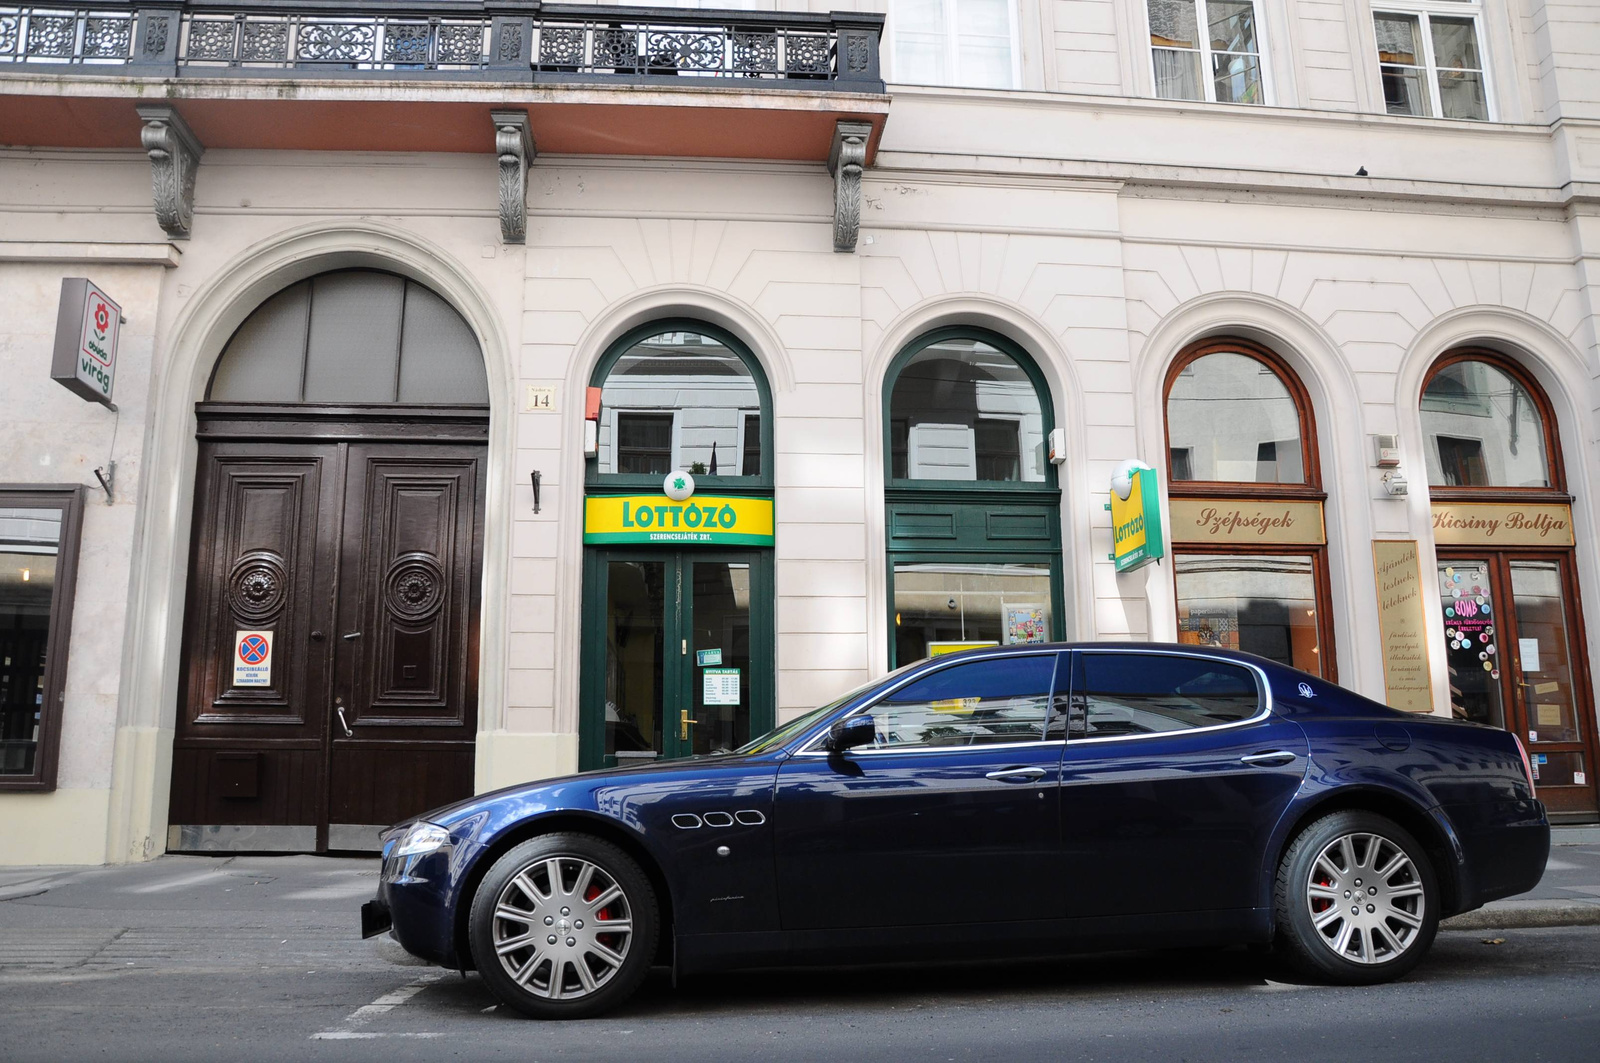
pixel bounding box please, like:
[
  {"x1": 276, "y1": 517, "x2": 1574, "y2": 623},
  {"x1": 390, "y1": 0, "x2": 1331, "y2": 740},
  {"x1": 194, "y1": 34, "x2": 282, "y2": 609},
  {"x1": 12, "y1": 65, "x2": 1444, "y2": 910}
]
[
  {"x1": 1058, "y1": 649, "x2": 1309, "y2": 919},
  {"x1": 772, "y1": 652, "x2": 1064, "y2": 930}
]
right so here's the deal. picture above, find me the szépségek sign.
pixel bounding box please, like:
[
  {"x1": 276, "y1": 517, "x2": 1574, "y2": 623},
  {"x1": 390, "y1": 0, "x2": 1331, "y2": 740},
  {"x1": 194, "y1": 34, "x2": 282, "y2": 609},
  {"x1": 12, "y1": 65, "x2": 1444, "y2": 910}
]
[
  {"x1": 584, "y1": 494, "x2": 774, "y2": 546},
  {"x1": 50, "y1": 278, "x2": 121, "y2": 408}
]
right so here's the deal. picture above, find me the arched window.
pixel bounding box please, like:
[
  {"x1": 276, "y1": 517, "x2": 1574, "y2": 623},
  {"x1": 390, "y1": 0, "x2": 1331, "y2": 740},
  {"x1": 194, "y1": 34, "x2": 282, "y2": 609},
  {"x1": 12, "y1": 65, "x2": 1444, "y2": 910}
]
[
  {"x1": 588, "y1": 323, "x2": 770, "y2": 485},
  {"x1": 1421, "y1": 354, "x2": 1554, "y2": 489},
  {"x1": 883, "y1": 328, "x2": 1061, "y2": 667},
  {"x1": 209, "y1": 269, "x2": 488, "y2": 404},
  {"x1": 1420, "y1": 351, "x2": 1597, "y2": 817},
  {"x1": 1163, "y1": 339, "x2": 1332, "y2": 678}
]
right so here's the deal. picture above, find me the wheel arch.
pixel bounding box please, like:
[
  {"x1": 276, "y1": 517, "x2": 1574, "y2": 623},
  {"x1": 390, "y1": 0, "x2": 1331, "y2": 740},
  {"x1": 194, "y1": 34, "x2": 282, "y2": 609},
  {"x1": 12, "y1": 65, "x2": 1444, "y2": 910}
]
[
  {"x1": 452, "y1": 811, "x2": 677, "y2": 972},
  {"x1": 1265, "y1": 787, "x2": 1469, "y2": 922}
]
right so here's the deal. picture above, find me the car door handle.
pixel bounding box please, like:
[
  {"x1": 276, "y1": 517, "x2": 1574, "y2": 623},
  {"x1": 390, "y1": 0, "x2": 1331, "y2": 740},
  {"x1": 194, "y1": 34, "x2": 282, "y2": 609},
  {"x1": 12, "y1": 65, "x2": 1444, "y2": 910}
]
[
  {"x1": 985, "y1": 766, "x2": 1049, "y2": 782},
  {"x1": 1240, "y1": 750, "x2": 1298, "y2": 767}
]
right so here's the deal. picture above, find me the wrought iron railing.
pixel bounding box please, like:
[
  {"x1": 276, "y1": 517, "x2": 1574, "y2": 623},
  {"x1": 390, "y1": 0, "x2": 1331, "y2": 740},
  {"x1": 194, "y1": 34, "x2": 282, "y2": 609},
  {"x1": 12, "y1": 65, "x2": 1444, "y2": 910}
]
[{"x1": 0, "y1": 2, "x2": 883, "y2": 88}]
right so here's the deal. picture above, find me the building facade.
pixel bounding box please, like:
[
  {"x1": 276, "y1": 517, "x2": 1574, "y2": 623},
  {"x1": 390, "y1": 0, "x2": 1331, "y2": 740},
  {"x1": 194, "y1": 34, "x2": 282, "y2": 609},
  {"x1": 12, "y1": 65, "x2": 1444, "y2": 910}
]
[{"x1": 2, "y1": 0, "x2": 1598, "y2": 863}]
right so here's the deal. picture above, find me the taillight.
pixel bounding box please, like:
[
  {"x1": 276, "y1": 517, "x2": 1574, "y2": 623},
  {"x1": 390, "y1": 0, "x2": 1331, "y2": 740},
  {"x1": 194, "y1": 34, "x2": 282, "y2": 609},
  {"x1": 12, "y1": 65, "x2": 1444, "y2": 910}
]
[{"x1": 1512, "y1": 733, "x2": 1537, "y2": 790}]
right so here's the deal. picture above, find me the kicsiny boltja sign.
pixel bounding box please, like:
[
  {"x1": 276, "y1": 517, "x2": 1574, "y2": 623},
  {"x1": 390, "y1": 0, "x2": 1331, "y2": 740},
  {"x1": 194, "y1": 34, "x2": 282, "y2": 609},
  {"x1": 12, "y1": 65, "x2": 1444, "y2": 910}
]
[
  {"x1": 50, "y1": 278, "x2": 122, "y2": 409},
  {"x1": 584, "y1": 494, "x2": 774, "y2": 546}
]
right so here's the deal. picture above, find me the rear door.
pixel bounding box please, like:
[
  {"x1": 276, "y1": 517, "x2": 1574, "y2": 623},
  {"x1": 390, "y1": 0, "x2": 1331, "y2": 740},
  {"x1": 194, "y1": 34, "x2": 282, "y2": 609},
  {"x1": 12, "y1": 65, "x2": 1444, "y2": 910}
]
[
  {"x1": 1058, "y1": 649, "x2": 1308, "y2": 918},
  {"x1": 773, "y1": 652, "x2": 1064, "y2": 929}
]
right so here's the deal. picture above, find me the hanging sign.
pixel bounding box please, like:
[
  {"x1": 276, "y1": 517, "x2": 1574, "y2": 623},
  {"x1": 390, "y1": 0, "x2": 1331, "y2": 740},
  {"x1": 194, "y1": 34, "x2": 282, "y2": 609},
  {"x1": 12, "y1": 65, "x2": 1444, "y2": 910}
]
[
  {"x1": 233, "y1": 630, "x2": 274, "y2": 688},
  {"x1": 1371, "y1": 541, "x2": 1433, "y2": 714},
  {"x1": 50, "y1": 277, "x2": 122, "y2": 409},
  {"x1": 1169, "y1": 499, "x2": 1326, "y2": 545},
  {"x1": 1107, "y1": 464, "x2": 1164, "y2": 573},
  {"x1": 1430, "y1": 502, "x2": 1574, "y2": 547},
  {"x1": 584, "y1": 494, "x2": 774, "y2": 546}
]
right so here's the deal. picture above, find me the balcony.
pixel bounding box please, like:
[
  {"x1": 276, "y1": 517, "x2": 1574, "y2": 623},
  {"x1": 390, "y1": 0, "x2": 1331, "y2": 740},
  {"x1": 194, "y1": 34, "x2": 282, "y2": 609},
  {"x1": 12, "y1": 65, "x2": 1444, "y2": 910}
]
[{"x1": 0, "y1": 3, "x2": 886, "y2": 160}]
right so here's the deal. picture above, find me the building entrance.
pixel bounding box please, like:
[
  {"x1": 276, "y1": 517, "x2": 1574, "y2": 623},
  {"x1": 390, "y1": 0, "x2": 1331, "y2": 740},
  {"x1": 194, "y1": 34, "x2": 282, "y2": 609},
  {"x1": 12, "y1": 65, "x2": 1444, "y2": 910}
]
[{"x1": 580, "y1": 549, "x2": 772, "y2": 769}]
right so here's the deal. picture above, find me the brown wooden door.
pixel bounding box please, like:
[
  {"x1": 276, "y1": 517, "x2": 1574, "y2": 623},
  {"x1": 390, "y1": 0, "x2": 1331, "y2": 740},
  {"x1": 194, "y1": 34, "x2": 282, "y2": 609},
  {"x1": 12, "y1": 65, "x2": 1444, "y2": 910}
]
[
  {"x1": 1436, "y1": 550, "x2": 1599, "y2": 820},
  {"x1": 170, "y1": 407, "x2": 485, "y2": 852}
]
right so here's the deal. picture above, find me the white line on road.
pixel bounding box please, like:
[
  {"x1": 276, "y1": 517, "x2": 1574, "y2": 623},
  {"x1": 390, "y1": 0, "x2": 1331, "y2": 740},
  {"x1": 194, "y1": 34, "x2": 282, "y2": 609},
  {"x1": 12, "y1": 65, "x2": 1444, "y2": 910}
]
[{"x1": 310, "y1": 970, "x2": 448, "y2": 1040}]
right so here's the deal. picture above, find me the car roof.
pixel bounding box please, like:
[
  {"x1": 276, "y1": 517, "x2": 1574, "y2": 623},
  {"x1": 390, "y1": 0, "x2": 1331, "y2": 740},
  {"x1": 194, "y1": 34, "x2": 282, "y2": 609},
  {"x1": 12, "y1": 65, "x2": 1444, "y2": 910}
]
[{"x1": 915, "y1": 640, "x2": 1287, "y2": 672}]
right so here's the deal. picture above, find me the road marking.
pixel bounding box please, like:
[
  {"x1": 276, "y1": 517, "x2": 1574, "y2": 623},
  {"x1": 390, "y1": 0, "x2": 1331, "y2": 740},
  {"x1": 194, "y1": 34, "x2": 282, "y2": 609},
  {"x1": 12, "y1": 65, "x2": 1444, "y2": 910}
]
[{"x1": 310, "y1": 971, "x2": 447, "y2": 1040}]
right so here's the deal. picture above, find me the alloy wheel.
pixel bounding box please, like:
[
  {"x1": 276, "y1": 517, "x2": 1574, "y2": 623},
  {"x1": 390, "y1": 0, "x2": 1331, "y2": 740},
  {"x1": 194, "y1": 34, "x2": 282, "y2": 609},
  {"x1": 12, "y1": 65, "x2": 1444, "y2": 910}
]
[
  {"x1": 490, "y1": 855, "x2": 634, "y2": 999},
  {"x1": 1305, "y1": 831, "x2": 1425, "y2": 965}
]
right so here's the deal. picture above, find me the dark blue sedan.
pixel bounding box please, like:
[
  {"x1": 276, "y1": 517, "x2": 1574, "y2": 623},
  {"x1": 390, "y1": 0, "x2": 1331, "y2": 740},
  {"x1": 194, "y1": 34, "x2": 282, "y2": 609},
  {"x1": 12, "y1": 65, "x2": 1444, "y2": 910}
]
[{"x1": 361, "y1": 643, "x2": 1549, "y2": 1018}]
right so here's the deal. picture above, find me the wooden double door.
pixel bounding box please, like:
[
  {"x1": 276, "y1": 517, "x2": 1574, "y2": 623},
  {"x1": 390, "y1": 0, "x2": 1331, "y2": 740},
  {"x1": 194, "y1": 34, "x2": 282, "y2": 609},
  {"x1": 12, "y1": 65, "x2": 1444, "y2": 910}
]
[
  {"x1": 1436, "y1": 549, "x2": 1599, "y2": 820},
  {"x1": 169, "y1": 406, "x2": 486, "y2": 852}
]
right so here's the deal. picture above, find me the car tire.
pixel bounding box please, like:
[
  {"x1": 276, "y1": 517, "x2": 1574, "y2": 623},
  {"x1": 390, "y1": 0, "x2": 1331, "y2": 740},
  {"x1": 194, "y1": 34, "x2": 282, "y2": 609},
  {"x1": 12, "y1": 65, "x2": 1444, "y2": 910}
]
[
  {"x1": 1274, "y1": 810, "x2": 1439, "y2": 985},
  {"x1": 468, "y1": 832, "x2": 659, "y2": 1019}
]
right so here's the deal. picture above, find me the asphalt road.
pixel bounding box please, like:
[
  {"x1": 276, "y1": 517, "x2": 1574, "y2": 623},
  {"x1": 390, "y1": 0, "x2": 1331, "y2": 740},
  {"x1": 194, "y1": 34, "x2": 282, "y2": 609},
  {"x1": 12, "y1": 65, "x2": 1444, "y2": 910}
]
[{"x1": 1, "y1": 856, "x2": 1597, "y2": 1062}]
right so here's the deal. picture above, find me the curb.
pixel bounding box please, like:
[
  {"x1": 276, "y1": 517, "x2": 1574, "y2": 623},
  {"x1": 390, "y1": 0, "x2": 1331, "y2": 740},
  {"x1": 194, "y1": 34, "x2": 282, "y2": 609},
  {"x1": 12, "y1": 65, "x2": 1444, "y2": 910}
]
[{"x1": 1441, "y1": 902, "x2": 1600, "y2": 931}]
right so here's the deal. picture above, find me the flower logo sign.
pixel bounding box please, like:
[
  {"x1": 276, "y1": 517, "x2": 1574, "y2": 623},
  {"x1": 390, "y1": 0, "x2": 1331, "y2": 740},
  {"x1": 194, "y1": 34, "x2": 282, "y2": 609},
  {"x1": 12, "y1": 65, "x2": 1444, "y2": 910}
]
[{"x1": 50, "y1": 277, "x2": 122, "y2": 408}]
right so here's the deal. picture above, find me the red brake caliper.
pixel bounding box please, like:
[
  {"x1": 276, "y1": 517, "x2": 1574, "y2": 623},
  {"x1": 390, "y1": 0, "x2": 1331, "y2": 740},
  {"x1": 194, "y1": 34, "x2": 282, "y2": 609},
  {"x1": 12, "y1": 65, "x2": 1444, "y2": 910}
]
[{"x1": 586, "y1": 883, "x2": 610, "y2": 921}]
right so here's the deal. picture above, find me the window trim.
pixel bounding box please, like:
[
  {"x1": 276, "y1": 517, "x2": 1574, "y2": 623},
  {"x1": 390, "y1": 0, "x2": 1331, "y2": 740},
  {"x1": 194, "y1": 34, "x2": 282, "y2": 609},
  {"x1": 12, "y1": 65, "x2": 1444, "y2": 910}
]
[
  {"x1": 887, "y1": 0, "x2": 1023, "y2": 90},
  {"x1": 1162, "y1": 338, "x2": 1337, "y2": 681},
  {"x1": 1143, "y1": 0, "x2": 1274, "y2": 107},
  {"x1": 586, "y1": 319, "x2": 773, "y2": 492},
  {"x1": 1369, "y1": 0, "x2": 1495, "y2": 122},
  {"x1": 0, "y1": 485, "x2": 86, "y2": 793},
  {"x1": 1420, "y1": 348, "x2": 1567, "y2": 501}
]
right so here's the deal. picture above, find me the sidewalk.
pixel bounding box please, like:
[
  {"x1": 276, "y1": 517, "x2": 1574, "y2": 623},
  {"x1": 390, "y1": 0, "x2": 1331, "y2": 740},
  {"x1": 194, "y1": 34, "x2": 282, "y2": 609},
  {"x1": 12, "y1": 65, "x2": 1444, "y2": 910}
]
[{"x1": 1440, "y1": 825, "x2": 1600, "y2": 930}]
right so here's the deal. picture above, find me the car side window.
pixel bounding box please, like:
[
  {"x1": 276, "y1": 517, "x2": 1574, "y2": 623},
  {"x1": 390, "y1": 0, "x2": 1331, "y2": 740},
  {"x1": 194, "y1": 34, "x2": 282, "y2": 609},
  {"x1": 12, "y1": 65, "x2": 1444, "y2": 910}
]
[
  {"x1": 865, "y1": 655, "x2": 1057, "y2": 749},
  {"x1": 1076, "y1": 653, "x2": 1259, "y2": 738}
]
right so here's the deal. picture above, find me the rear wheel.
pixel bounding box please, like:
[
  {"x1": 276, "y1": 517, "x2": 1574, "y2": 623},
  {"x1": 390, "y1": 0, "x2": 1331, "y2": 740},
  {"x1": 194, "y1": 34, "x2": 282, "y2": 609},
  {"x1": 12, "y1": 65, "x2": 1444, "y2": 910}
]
[
  {"x1": 1274, "y1": 811, "x2": 1439, "y2": 984},
  {"x1": 468, "y1": 833, "x2": 658, "y2": 1019}
]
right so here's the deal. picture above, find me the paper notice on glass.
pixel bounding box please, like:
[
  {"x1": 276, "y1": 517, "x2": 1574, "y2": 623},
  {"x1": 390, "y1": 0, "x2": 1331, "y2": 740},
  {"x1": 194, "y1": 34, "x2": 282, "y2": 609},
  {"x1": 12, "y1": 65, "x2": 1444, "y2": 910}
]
[
  {"x1": 1518, "y1": 638, "x2": 1541, "y2": 673},
  {"x1": 1576, "y1": 772, "x2": 1587, "y2": 786},
  {"x1": 702, "y1": 668, "x2": 740, "y2": 706},
  {"x1": 1537, "y1": 703, "x2": 1565, "y2": 728}
]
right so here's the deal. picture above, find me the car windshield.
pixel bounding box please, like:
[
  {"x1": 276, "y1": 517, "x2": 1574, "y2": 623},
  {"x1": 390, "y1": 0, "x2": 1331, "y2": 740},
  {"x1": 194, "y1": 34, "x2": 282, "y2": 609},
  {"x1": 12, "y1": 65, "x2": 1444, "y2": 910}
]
[{"x1": 732, "y1": 663, "x2": 920, "y2": 755}]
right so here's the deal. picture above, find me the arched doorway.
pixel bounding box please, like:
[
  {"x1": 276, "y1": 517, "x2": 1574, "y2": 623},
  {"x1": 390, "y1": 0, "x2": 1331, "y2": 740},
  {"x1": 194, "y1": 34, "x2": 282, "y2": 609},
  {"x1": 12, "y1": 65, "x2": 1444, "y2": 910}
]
[
  {"x1": 1421, "y1": 350, "x2": 1598, "y2": 820},
  {"x1": 577, "y1": 322, "x2": 775, "y2": 769},
  {"x1": 882, "y1": 328, "x2": 1063, "y2": 666},
  {"x1": 168, "y1": 269, "x2": 490, "y2": 852},
  {"x1": 1162, "y1": 338, "x2": 1335, "y2": 677}
]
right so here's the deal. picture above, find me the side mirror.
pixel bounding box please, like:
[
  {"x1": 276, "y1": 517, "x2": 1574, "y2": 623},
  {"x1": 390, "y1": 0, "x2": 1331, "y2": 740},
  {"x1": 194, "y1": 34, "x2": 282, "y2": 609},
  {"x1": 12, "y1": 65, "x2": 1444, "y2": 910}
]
[{"x1": 826, "y1": 714, "x2": 876, "y2": 753}]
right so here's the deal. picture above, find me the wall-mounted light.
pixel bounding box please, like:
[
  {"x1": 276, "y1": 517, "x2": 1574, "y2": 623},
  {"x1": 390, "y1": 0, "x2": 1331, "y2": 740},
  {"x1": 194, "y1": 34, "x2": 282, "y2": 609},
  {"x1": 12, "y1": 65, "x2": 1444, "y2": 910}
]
[{"x1": 530, "y1": 470, "x2": 542, "y2": 514}]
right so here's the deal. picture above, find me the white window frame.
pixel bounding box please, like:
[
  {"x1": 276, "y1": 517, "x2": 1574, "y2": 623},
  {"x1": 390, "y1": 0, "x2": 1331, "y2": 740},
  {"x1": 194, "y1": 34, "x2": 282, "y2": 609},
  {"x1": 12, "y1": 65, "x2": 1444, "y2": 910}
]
[
  {"x1": 1142, "y1": 0, "x2": 1274, "y2": 106},
  {"x1": 887, "y1": 0, "x2": 1022, "y2": 91},
  {"x1": 1369, "y1": 0, "x2": 1495, "y2": 122}
]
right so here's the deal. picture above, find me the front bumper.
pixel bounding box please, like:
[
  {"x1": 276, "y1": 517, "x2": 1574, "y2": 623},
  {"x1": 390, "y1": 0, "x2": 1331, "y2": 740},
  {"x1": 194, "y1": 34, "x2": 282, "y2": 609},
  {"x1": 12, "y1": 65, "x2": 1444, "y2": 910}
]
[
  {"x1": 361, "y1": 897, "x2": 393, "y2": 939},
  {"x1": 359, "y1": 836, "x2": 465, "y2": 968}
]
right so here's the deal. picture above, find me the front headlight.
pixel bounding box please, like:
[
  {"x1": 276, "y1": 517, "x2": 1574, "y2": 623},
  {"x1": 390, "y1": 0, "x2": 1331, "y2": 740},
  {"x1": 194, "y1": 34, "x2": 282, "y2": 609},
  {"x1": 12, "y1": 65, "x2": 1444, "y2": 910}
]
[{"x1": 393, "y1": 821, "x2": 451, "y2": 857}]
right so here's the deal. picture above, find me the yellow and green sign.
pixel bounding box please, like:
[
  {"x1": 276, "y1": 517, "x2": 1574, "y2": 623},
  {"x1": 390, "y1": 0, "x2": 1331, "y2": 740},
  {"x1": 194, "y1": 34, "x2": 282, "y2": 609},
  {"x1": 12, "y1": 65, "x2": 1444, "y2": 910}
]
[
  {"x1": 1108, "y1": 465, "x2": 1164, "y2": 573},
  {"x1": 584, "y1": 494, "x2": 774, "y2": 546}
]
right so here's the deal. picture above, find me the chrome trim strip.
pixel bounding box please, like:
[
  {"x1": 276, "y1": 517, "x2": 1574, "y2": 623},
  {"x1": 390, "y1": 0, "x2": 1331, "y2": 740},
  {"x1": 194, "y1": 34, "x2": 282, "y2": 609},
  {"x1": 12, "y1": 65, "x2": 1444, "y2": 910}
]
[{"x1": 167, "y1": 824, "x2": 316, "y2": 852}]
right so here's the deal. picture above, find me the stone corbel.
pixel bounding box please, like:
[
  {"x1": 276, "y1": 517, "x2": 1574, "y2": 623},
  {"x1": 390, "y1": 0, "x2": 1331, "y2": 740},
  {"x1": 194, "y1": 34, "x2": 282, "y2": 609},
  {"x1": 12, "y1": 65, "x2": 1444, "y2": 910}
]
[
  {"x1": 828, "y1": 121, "x2": 872, "y2": 253},
  {"x1": 135, "y1": 105, "x2": 204, "y2": 240},
  {"x1": 491, "y1": 110, "x2": 536, "y2": 244}
]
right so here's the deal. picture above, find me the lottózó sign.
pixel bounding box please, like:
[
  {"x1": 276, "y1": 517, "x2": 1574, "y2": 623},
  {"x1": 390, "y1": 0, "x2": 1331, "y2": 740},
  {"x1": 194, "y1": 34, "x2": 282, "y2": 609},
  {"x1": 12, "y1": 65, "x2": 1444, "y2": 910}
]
[
  {"x1": 584, "y1": 494, "x2": 774, "y2": 546},
  {"x1": 50, "y1": 278, "x2": 122, "y2": 409},
  {"x1": 1108, "y1": 463, "x2": 1164, "y2": 573}
]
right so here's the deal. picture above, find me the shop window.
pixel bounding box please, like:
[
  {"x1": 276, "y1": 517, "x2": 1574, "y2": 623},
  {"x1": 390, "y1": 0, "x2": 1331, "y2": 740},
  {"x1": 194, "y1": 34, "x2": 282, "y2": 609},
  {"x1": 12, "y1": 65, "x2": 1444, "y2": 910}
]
[
  {"x1": 1076, "y1": 652, "x2": 1259, "y2": 738},
  {"x1": 891, "y1": 0, "x2": 1018, "y2": 89},
  {"x1": 865, "y1": 654, "x2": 1056, "y2": 748},
  {"x1": 1421, "y1": 358, "x2": 1550, "y2": 488},
  {"x1": 1164, "y1": 340, "x2": 1333, "y2": 678},
  {"x1": 1372, "y1": 3, "x2": 1489, "y2": 121},
  {"x1": 0, "y1": 487, "x2": 85, "y2": 792},
  {"x1": 591, "y1": 326, "x2": 769, "y2": 486},
  {"x1": 1148, "y1": 0, "x2": 1267, "y2": 105},
  {"x1": 884, "y1": 328, "x2": 1062, "y2": 667}
]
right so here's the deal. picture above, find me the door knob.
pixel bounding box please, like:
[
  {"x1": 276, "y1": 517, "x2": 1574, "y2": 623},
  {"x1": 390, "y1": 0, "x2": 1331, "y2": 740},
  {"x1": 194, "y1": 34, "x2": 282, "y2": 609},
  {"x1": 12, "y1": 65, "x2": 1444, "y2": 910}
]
[
  {"x1": 680, "y1": 710, "x2": 695, "y2": 741},
  {"x1": 1239, "y1": 750, "x2": 1297, "y2": 767},
  {"x1": 985, "y1": 766, "x2": 1048, "y2": 782},
  {"x1": 336, "y1": 705, "x2": 354, "y2": 738},
  {"x1": 342, "y1": 632, "x2": 362, "y2": 641}
]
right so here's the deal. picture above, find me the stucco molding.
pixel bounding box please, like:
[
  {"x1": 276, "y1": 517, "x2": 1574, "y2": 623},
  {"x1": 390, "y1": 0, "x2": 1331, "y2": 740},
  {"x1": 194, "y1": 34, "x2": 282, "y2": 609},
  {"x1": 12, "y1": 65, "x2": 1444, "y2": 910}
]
[
  {"x1": 861, "y1": 292, "x2": 1095, "y2": 668},
  {"x1": 829, "y1": 120, "x2": 871, "y2": 253},
  {"x1": 135, "y1": 105, "x2": 204, "y2": 240},
  {"x1": 107, "y1": 220, "x2": 515, "y2": 863},
  {"x1": 1130, "y1": 290, "x2": 1383, "y2": 705},
  {"x1": 490, "y1": 110, "x2": 535, "y2": 245}
]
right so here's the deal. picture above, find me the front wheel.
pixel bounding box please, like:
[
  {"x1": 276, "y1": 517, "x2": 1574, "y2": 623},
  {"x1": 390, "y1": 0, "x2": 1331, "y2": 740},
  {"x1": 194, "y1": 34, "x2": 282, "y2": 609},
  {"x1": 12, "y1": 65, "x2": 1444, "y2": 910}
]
[
  {"x1": 1274, "y1": 811, "x2": 1439, "y2": 984},
  {"x1": 468, "y1": 833, "x2": 659, "y2": 1019}
]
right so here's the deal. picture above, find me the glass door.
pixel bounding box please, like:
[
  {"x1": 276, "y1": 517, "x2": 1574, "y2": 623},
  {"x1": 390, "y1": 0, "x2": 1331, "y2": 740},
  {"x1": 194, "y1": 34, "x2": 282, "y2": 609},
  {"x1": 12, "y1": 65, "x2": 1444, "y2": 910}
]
[
  {"x1": 584, "y1": 549, "x2": 772, "y2": 769},
  {"x1": 1437, "y1": 553, "x2": 1598, "y2": 818}
]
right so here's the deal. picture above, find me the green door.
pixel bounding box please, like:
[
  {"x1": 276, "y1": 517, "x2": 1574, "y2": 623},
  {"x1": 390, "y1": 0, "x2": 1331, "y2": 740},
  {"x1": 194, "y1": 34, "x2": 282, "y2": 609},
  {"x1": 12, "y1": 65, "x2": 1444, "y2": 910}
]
[{"x1": 580, "y1": 548, "x2": 773, "y2": 769}]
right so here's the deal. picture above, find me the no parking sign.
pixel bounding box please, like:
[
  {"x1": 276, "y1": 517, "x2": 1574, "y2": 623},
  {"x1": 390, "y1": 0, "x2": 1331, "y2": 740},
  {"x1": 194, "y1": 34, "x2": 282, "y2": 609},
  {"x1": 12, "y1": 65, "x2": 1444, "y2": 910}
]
[{"x1": 234, "y1": 630, "x2": 273, "y2": 687}]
